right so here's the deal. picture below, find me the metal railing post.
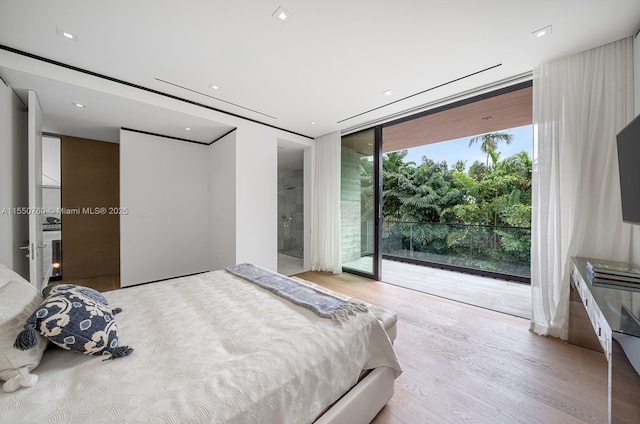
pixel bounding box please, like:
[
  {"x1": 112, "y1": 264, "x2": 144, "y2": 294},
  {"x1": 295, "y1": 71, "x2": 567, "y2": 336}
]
[{"x1": 409, "y1": 223, "x2": 413, "y2": 258}]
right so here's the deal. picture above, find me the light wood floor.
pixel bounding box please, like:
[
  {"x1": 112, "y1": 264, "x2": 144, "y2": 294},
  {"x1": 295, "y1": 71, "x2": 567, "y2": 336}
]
[{"x1": 296, "y1": 271, "x2": 608, "y2": 424}]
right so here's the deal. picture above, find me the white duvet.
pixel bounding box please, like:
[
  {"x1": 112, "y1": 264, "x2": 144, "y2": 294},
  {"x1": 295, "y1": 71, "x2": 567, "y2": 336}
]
[{"x1": 0, "y1": 270, "x2": 401, "y2": 424}]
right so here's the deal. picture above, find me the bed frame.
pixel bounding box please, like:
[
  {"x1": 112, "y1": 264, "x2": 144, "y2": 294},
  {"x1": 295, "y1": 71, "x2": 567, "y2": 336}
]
[
  {"x1": 315, "y1": 321, "x2": 397, "y2": 424},
  {"x1": 316, "y1": 365, "x2": 395, "y2": 424}
]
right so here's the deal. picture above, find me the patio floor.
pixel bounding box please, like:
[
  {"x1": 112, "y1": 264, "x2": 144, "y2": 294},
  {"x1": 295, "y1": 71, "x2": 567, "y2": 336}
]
[{"x1": 344, "y1": 257, "x2": 531, "y2": 319}]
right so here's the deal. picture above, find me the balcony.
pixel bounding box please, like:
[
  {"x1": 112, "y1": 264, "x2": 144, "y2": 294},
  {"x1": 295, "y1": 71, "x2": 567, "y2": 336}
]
[
  {"x1": 343, "y1": 220, "x2": 531, "y2": 318},
  {"x1": 380, "y1": 221, "x2": 531, "y2": 283}
]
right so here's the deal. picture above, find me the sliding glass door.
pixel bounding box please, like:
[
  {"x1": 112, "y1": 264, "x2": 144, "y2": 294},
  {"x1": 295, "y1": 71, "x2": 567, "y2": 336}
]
[
  {"x1": 340, "y1": 82, "x2": 532, "y2": 286},
  {"x1": 340, "y1": 128, "x2": 381, "y2": 279}
]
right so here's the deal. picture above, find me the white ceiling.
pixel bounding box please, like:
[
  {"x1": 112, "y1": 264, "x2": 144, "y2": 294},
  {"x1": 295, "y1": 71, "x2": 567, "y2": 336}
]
[
  {"x1": 1, "y1": 67, "x2": 234, "y2": 144},
  {"x1": 0, "y1": 0, "x2": 639, "y2": 143}
]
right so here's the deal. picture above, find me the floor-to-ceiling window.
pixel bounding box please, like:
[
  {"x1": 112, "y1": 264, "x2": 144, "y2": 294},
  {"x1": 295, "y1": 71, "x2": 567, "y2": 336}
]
[
  {"x1": 379, "y1": 81, "x2": 532, "y2": 283},
  {"x1": 340, "y1": 128, "x2": 380, "y2": 278},
  {"x1": 340, "y1": 81, "x2": 533, "y2": 316}
]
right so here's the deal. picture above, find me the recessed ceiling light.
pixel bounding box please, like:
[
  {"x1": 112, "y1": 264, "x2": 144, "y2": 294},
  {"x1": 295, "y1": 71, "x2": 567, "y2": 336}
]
[
  {"x1": 185, "y1": 127, "x2": 191, "y2": 131},
  {"x1": 309, "y1": 121, "x2": 316, "y2": 125},
  {"x1": 272, "y1": 6, "x2": 293, "y2": 21},
  {"x1": 531, "y1": 25, "x2": 552, "y2": 39},
  {"x1": 208, "y1": 83, "x2": 219, "y2": 90},
  {"x1": 71, "y1": 102, "x2": 86, "y2": 108},
  {"x1": 382, "y1": 89, "x2": 393, "y2": 96},
  {"x1": 56, "y1": 27, "x2": 79, "y2": 42}
]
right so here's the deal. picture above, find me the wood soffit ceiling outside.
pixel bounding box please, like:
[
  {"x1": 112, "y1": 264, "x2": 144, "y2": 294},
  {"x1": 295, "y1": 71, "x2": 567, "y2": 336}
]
[{"x1": 382, "y1": 86, "x2": 533, "y2": 153}]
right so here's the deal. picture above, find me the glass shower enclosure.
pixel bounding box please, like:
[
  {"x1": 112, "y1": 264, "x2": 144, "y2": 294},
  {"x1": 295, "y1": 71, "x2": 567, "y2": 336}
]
[{"x1": 278, "y1": 169, "x2": 304, "y2": 259}]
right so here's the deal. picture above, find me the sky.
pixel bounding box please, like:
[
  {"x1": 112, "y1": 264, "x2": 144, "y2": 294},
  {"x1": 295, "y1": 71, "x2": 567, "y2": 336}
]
[{"x1": 395, "y1": 125, "x2": 533, "y2": 171}]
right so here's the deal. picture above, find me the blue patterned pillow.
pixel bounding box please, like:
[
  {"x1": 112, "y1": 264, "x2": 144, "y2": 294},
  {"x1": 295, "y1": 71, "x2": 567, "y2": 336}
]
[{"x1": 14, "y1": 284, "x2": 133, "y2": 359}]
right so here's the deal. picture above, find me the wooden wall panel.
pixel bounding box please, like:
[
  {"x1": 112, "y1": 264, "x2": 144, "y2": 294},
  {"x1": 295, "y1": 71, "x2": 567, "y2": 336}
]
[
  {"x1": 61, "y1": 136, "x2": 119, "y2": 281},
  {"x1": 382, "y1": 86, "x2": 532, "y2": 153}
]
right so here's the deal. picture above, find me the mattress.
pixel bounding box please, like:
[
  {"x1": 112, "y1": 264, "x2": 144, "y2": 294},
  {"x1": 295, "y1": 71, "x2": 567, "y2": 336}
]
[{"x1": 0, "y1": 269, "x2": 402, "y2": 423}]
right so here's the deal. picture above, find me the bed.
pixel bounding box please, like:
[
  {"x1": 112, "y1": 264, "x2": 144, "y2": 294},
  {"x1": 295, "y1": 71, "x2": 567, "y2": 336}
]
[{"x1": 0, "y1": 265, "x2": 401, "y2": 423}]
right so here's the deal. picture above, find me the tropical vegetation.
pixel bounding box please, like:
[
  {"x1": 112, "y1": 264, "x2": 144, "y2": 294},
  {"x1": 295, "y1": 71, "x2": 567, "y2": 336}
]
[{"x1": 360, "y1": 132, "x2": 532, "y2": 277}]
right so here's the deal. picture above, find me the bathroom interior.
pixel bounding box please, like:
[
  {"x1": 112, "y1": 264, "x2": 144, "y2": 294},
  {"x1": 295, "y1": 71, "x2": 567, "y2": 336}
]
[{"x1": 277, "y1": 144, "x2": 304, "y2": 276}]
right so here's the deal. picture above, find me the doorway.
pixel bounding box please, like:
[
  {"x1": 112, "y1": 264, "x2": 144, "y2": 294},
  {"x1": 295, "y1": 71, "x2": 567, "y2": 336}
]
[
  {"x1": 60, "y1": 135, "x2": 120, "y2": 291},
  {"x1": 277, "y1": 140, "x2": 305, "y2": 276}
]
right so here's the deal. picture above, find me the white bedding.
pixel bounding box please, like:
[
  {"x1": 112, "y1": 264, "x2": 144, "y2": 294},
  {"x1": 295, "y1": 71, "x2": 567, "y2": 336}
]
[{"x1": 0, "y1": 270, "x2": 401, "y2": 423}]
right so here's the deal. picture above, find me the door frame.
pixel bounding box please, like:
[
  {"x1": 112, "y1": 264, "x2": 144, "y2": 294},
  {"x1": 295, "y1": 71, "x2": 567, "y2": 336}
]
[
  {"x1": 340, "y1": 126, "x2": 382, "y2": 281},
  {"x1": 27, "y1": 90, "x2": 44, "y2": 289}
]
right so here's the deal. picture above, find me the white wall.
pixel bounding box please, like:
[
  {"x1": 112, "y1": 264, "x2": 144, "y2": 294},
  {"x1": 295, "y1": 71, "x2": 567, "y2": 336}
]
[
  {"x1": 42, "y1": 188, "x2": 61, "y2": 219},
  {"x1": 0, "y1": 82, "x2": 28, "y2": 278},
  {"x1": 42, "y1": 136, "x2": 60, "y2": 186},
  {"x1": 209, "y1": 125, "x2": 317, "y2": 273},
  {"x1": 120, "y1": 130, "x2": 211, "y2": 286},
  {"x1": 0, "y1": 50, "x2": 314, "y2": 279},
  {"x1": 234, "y1": 126, "x2": 279, "y2": 270},
  {"x1": 120, "y1": 124, "x2": 307, "y2": 281},
  {"x1": 210, "y1": 131, "x2": 237, "y2": 270}
]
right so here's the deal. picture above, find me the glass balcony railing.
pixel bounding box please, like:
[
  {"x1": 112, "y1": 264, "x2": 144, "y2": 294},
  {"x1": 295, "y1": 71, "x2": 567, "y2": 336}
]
[{"x1": 381, "y1": 221, "x2": 531, "y2": 282}]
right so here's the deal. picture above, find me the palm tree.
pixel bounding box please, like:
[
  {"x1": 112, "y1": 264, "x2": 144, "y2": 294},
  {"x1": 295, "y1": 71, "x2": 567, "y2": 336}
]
[
  {"x1": 468, "y1": 132, "x2": 513, "y2": 167},
  {"x1": 487, "y1": 146, "x2": 501, "y2": 167}
]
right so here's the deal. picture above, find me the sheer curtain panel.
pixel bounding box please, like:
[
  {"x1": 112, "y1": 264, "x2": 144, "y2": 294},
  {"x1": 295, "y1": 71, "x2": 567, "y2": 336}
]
[
  {"x1": 311, "y1": 131, "x2": 342, "y2": 273},
  {"x1": 531, "y1": 37, "x2": 634, "y2": 339}
]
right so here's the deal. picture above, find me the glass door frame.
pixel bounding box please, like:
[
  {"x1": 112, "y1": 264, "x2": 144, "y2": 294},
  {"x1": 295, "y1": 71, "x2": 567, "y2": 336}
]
[
  {"x1": 340, "y1": 126, "x2": 383, "y2": 281},
  {"x1": 373, "y1": 125, "x2": 382, "y2": 280}
]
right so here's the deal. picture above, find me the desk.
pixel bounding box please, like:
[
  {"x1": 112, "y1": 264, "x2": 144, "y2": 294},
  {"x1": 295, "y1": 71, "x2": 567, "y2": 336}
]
[{"x1": 569, "y1": 257, "x2": 640, "y2": 423}]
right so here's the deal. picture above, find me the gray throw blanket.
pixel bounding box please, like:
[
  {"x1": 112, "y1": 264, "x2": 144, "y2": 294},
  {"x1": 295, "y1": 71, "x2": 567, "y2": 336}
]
[{"x1": 225, "y1": 263, "x2": 368, "y2": 324}]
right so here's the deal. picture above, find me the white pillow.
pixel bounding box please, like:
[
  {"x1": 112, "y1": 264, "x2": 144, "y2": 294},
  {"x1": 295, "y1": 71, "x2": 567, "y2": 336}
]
[
  {"x1": 0, "y1": 263, "x2": 30, "y2": 288},
  {"x1": 0, "y1": 280, "x2": 48, "y2": 392}
]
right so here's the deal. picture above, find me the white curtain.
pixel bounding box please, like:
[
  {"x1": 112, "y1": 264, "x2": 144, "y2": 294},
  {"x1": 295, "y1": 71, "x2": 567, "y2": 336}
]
[
  {"x1": 530, "y1": 37, "x2": 634, "y2": 339},
  {"x1": 311, "y1": 131, "x2": 342, "y2": 273}
]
